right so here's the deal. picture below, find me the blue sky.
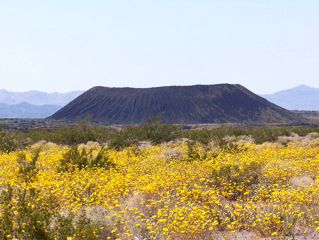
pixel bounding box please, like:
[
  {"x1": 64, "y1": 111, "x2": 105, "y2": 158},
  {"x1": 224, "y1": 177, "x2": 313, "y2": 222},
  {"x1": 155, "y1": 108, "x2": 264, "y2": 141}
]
[{"x1": 0, "y1": 0, "x2": 318, "y2": 94}]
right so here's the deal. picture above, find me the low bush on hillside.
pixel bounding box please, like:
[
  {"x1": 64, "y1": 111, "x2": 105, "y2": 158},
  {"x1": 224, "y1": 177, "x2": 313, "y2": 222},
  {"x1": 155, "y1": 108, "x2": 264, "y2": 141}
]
[
  {"x1": 2, "y1": 119, "x2": 319, "y2": 153},
  {"x1": 0, "y1": 148, "x2": 104, "y2": 240},
  {"x1": 140, "y1": 115, "x2": 179, "y2": 144},
  {"x1": 108, "y1": 116, "x2": 179, "y2": 150},
  {"x1": 0, "y1": 124, "x2": 25, "y2": 153},
  {"x1": 59, "y1": 146, "x2": 116, "y2": 172}
]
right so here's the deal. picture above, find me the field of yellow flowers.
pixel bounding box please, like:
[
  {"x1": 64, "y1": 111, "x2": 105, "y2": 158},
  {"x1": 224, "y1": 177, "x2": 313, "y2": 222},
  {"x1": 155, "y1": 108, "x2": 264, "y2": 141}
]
[{"x1": 1, "y1": 138, "x2": 319, "y2": 239}]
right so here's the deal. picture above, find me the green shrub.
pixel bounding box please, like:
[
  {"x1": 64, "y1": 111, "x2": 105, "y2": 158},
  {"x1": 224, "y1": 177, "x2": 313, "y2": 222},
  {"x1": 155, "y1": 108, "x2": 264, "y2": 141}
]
[
  {"x1": 0, "y1": 185, "x2": 103, "y2": 240},
  {"x1": 3, "y1": 119, "x2": 319, "y2": 150},
  {"x1": 108, "y1": 115, "x2": 180, "y2": 150},
  {"x1": 182, "y1": 128, "x2": 212, "y2": 146},
  {"x1": 22, "y1": 120, "x2": 112, "y2": 146},
  {"x1": 0, "y1": 131, "x2": 21, "y2": 153},
  {"x1": 186, "y1": 140, "x2": 200, "y2": 162},
  {"x1": 52, "y1": 211, "x2": 103, "y2": 240},
  {"x1": 17, "y1": 149, "x2": 40, "y2": 184},
  {"x1": 140, "y1": 115, "x2": 179, "y2": 144},
  {"x1": 108, "y1": 125, "x2": 142, "y2": 150},
  {"x1": 59, "y1": 146, "x2": 116, "y2": 172},
  {"x1": 0, "y1": 149, "x2": 56, "y2": 240},
  {"x1": 0, "y1": 148, "x2": 105, "y2": 240},
  {"x1": 211, "y1": 162, "x2": 261, "y2": 201},
  {"x1": 53, "y1": 120, "x2": 99, "y2": 145}
]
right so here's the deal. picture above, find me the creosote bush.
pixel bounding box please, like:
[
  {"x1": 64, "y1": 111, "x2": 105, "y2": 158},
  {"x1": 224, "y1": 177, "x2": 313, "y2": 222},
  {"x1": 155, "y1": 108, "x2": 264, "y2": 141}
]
[
  {"x1": 108, "y1": 115, "x2": 179, "y2": 150},
  {"x1": 211, "y1": 162, "x2": 261, "y2": 201},
  {"x1": 108, "y1": 125, "x2": 141, "y2": 150},
  {"x1": 0, "y1": 126, "x2": 21, "y2": 153},
  {"x1": 2, "y1": 118, "x2": 319, "y2": 151},
  {"x1": 59, "y1": 146, "x2": 116, "y2": 172},
  {"x1": 0, "y1": 148, "x2": 104, "y2": 240},
  {"x1": 141, "y1": 115, "x2": 179, "y2": 144}
]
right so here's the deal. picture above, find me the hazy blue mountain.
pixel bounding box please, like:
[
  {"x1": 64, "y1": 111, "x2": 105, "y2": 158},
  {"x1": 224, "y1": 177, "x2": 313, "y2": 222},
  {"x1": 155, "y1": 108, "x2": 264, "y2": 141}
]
[
  {"x1": 0, "y1": 89, "x2": 84, "y2": 107},
  {"x1": 0, "y1": 102, "x2": 61, "y2": 118},
  {"x1": 0, "y1": 89, "x2": 85, "y2": 118},
  {"x1": 261, "y1": 85, "x2": 319, "y2": 110}
]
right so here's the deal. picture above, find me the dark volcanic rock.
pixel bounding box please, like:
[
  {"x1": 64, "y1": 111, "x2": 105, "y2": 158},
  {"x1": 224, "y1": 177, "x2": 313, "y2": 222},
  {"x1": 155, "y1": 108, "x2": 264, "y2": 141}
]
[{"x1": 48, "y1": 84, "x2": 303, "y2": 124}]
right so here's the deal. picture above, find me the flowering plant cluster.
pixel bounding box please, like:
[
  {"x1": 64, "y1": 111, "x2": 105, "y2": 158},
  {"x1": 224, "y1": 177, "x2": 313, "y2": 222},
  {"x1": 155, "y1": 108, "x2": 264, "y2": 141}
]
[{"x1": 0, "y1": 138, "x2": 319, "y2": 239}]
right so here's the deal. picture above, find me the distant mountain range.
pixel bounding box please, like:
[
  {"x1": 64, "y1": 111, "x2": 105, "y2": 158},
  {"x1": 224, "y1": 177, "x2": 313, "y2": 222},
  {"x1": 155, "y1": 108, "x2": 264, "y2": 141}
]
[
  {"x1": 49, "y1": 84, "x2": 303, "y2": 124},
  {"x1": 0, "y1": 90, "x2": 84, "y2": 118},
  {"x1": 0, "y1": 102, "x2": 61, "y2": 118},
  {"x1": 261, "y1": 85, "x2": 319, "y2": 110},
  {"x1": 0, "y1": 89, "x2": 84, "y2": 106}
]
